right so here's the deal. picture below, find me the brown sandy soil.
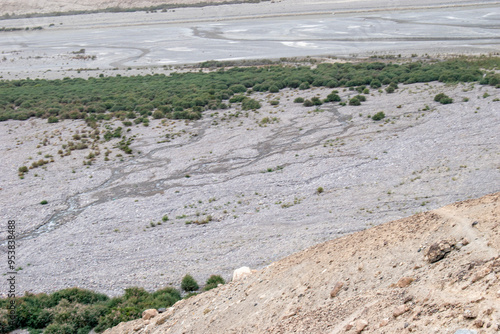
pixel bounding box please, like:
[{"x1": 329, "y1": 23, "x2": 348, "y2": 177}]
[{"x1": 104, "y1": 192, "x2": 500, "y2": 333}]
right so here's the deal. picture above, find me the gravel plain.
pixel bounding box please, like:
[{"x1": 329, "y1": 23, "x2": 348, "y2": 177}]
[{"x1": 0, "y1": 81, "x2": 499, "y2": 296}]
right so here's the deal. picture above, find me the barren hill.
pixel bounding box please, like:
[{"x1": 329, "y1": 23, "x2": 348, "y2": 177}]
[{"x1": 104, "y1": 192, "x2": 500, "y2": 333}]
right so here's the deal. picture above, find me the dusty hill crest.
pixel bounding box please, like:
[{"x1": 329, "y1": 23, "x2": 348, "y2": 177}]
[{"x1": 104, "y1": 192, "x2": 500, "y2": 333}]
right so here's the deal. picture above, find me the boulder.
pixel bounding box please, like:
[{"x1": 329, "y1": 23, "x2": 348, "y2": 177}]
[
  {"x1": 232, "y1": 266, "x2": 253, "y2": 281},
  {"x1": 142, "y1": 309, "x2": 159, "y2": 320},
  {"x1": 425, "y1": 239, "x2": 455, "y2": 263}
]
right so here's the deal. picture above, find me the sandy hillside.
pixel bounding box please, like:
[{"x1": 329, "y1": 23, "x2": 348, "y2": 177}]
[{"x1": 104, "y1": 192, "x2": 500, "y2": 333}]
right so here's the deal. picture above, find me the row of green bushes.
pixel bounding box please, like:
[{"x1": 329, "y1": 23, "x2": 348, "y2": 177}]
[
  {"x1": 0, "y1": 274, "x2": 225, "y2": 334},
  {"x1": 0, "y1": 57, "x2": 498, "y2": 123}
]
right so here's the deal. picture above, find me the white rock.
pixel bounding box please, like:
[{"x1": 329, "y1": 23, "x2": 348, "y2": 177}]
[{"x1": 232, "y1": 266, "x2": 253, "y2": 281}]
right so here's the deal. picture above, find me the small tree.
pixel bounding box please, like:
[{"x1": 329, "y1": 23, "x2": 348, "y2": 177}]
[{"x1": 181, "y1": 274, "x2": 199, "y2": 292}]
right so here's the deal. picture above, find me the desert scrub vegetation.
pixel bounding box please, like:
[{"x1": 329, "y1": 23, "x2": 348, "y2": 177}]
[
  {"x1": 181, "y1": 274, "x2": 199, "y2": 292},
  {"x1": 203, "y1": 275, "x2": 225, "y2": 291},
  {"x1": 0, "y1": 286, "x2": 181, "y2": 334},
  {"x1": 371, "y1": 111, "x2": 386, "y2": 121},
  {"x1": 434, "y1": 93, "x2": 453, "y2": 104},
  {"x1": 0, "y1": 57, "x2": 499, "y2": 123},
  {"x1": 0, "y1": 271, "x2": 223, "y2": 334}
]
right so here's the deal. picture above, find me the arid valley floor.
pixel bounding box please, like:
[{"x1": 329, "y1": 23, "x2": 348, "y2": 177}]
[{"x1": 0, "y1": 0, "x2": 499, "y2": 325}]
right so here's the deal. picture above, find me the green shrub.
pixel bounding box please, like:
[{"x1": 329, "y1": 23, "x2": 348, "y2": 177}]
[
  {"x1": 303, "y1": 99, "x2": 313, "y2": 107},
  {"x1": 229, "y1": 94, "x2": 246, "y2": 103},
  {"x1": 434, "y1": 93, "x2": 453, "y2": 104},
  {"x1": 324, "y1": 93, "x2": 341, "y2": 102},
  {"x1": 270, "y1": 100, "x2": 279, "y2": 105},
  {"x1": 40, "y1": 200, "x2": 48, "y2": 205},
  {"x1": 18, "y1": 166, "x2": 28, "y2": 173},
  {"x1": 293, "y1": 97, "x2": 304, "y2": 103},
  {"x1": 311, "y1": 97, "x2": 322, "y2": 105},
  {"x1": 299, "y1": 82, "x2": 310, "y2": 90},
  {"x1": 349, "y1": 97, "x2": 361, "y2": 106},
  {"x1": 152, "y1": 110, "x2": 164, "y2": 119},
  {"x1": 241, "y1": 98, "x2": 261, "y2": 110},
  {"x1": 44, "y1": 323, "x2": 75, "y2": 334},
  {"x1": 316, "y1": 187, "x2": 324, "y2": 194},
  {"x1": 203, "y1": 275, "x2": 225, "y2": 291},
  {"x1": 385, "y1": 86, "x2": 395, "y2": 94},
  {"x1": 371, "y1": 111, "x2": 386, "y2": 121},
  {"x1": 181, "y1": 274, "x2": 199, "y2": 292},
  {"x1": 370, "y1": 79, "x2": 381, "y2": 88},
  {"x1": 268, "y1": 85, "x2": 279, "y2": 93},
  {"x1": 47, "y1": 116, "x2": 59, "y2": 123},
  {"x1": 162, "y1": 215, "x2": 169, "y2": 222},
  {"x1": 355, "y1": 94, "x2": 366, "y2": 102},
  {"x1": 229, "y1": 84, "x2": 246, "y2": 93}
]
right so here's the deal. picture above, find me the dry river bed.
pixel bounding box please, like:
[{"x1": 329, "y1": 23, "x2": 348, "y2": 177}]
[
  {"x1": 0, "y1": 82, "x2": 499, "y2": 296},
  {"x1": 1, "y1": 0, "x2": 499, "y2": 80}
]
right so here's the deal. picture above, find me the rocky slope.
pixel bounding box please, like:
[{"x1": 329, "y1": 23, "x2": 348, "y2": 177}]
[{"x1": 104, "y1": 192, "x2": 500, "y2": 333}]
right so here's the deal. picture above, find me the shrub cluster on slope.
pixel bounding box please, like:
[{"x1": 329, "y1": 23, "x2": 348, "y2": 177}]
[
  {"x1": 0, "y1": 274, "x2": 227, "y2": 334},
  {"x1": 0, "y1": 287, "x2": 180, "y2": 334}
]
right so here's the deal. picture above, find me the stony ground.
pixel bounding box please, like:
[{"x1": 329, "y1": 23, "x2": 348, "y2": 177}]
[
  {"x1": 104, "y1": 192, "x2": 500, "y2": 334},
  {"x1": 0, "y1": 81, "x2": 499, "y2": 296}
]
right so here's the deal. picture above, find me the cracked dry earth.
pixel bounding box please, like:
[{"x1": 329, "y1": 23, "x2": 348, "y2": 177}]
[
  {"x1": 104, "y1": 192, "x2": 500, "y2": 334},
  {"x1": 0, "y1": 81, "x2": 499, "y2": 297}
]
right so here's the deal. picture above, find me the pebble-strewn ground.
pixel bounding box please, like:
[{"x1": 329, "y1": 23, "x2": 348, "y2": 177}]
[{"x1": 1, "y1": 81, "x2": 498, "y2": 296}]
